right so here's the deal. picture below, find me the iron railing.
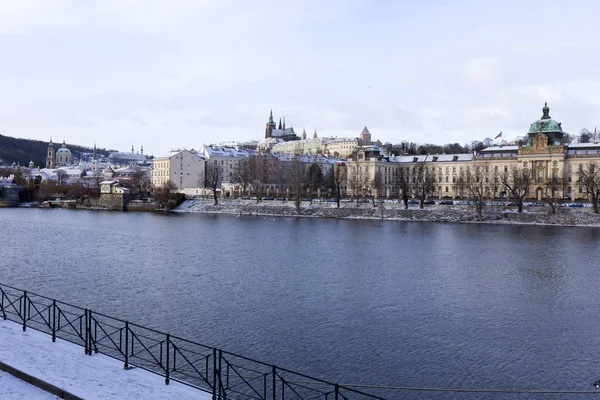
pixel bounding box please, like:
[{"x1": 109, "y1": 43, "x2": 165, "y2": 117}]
[{"x1": 0, "y1": 283, "x2": 388, "y2": 400}]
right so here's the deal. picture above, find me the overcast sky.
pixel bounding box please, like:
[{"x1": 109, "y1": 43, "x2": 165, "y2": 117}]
[{"x1": 1, "y1": 0, "x2": 599, "y2": 156}]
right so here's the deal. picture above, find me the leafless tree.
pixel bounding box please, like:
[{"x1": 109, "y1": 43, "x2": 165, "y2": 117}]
[
  {"x1": 331, "y1": 162, "x2": 346, "y2": 208},
  {"x1": 410, "y1": 163, "x2": 436, "y2": 209},
  {"x1": 233, "y1": 158, "x2": 252, "y2": 196},
  {"x1": 347, "y1": 162, "x2": 370, "y2": 207},
  {"x1": 153, "y1": 180, "x2": 182, "y2": 209},
  {"x1": 541, "y1": 168, "x2": 567, "y2": 214},
  {"x1": 306, "y1": 163, "x2": 325, "y2": 203},
  {"x1": 130, "y1": 167, "x2": 151, "y2": 197},
  {"x1": 248, "y1": 156, "x2": 263, "y2": 202},
  {"x1": 462, "y1": 163, "x2": 493, "y2": 221},
  {"x1": 396, "y1": 167, "x2": 410, "y2": 209},
  {"x1": 205, "y1": 162, "x2": 222, "y2": 205},
  {"x1": 500, "y1": 165, "x2": 531, "y2": 213},
  {"x1": 578, "y1": 162, "x2": 600, "y2": 213},
  {"x1": 290, "y1": 157, "x2": 305, "y2": 214}
]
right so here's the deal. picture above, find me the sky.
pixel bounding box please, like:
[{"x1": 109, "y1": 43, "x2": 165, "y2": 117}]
[{"x1": 1, "y1": 0, "x2": 600, "y2": 156}]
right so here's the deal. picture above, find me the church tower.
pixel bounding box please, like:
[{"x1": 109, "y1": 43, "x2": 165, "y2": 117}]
[
  {"x1": 46, "y1": 138, "x2": 55, "y2": 168},
  {"x1": 92, "y1": 142, "x2": 98, "y2": 172},
  {"x1": 265, "y1": 109, "x2": 277, "y2": 138}
]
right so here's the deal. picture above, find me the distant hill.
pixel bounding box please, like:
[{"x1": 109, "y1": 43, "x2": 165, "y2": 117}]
[{"x1": 0, "y1": 134, "x2": 112, "y2": 168}]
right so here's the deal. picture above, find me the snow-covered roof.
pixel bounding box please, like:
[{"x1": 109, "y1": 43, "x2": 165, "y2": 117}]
[
  {"x1": 567, "y1": 142, "x2": 600, "y2": 149},
  {"x1": 393, "y1": 154, "x2": 472, "y2": 163},
  {"x1": 480, "y1": 146, "x2": 519, "y2": 152},
  {"x1": 203, "y1": 145, "x2": 251, "y2": 159}
]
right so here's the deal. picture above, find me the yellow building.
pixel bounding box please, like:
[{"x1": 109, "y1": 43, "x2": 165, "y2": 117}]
[{"x1": 346, "y1": 103, "x2": 600, "y2": 202}]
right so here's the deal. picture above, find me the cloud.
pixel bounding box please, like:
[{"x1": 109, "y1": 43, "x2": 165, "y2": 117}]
[{"x1": 2, "y1": 1, "x2": 600, "y2": 154}]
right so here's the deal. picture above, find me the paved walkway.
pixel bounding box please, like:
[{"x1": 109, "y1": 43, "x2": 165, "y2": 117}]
[{"x1": 0, "y1": 319, "x2": 211, "y2": 399}]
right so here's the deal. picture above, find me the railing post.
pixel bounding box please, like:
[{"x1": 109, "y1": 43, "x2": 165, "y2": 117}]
[
  {"x1": 52, "y1": 299, "x2": 56, "y2": 342},
  {"x1": 84, "y1": 309, "x2": 89, "y2": 355},
  {"x1": 1, "y1": 290, "x2": 5, "y2": 320},
  {"x1": 272, "y1": 365, "x2": 277, "y2": 400},
  {"x1": 124, "y1": 321, "x2": 129, "y2": 370},
  {"x1": 334, "y1": 384, "x2": 339, "y2": 400},
  {"x1": 212, "y1": 348, "x2": 217, "y2": 400},
  {"x1": 88, "y1": 310, "x2": 94, "y2": 355},
  {"x1": 165, "y1": 334, "x2": 170, "y2": 385},
  {"x1": 218, "y1": 349, "x2": 223, "y2": 399},
  {"x1": 22, "y1": 290, "x2": 27, "y2": 331}
]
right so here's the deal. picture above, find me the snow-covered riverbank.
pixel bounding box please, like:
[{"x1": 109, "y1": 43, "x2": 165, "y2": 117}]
[{"x1": 174, "y1": 199, "x2": 600, "y2": 227}]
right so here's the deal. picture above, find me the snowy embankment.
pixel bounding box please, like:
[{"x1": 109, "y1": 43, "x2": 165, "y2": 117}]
[
  {"x1": 175, "y1": 199, "x2": 600, "y2": 227},
  {"x1": 0, "y1": 319, "x2": 211, "y2": 400},
  {"x1": 0, "y1": 370, "x2": 58, "y2": 400}
]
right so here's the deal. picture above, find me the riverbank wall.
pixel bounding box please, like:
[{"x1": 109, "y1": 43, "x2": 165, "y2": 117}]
[{"x1": 175, "y1": 199, "x2": 600, "y2": 227}]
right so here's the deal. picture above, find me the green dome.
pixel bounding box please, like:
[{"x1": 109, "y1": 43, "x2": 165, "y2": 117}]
[
  {"x1": 525, "y1": 102, "x2": 564, "y2": 146},
  {"x1": 528, "y1": 102, "x2": 563, "y2": 134}
]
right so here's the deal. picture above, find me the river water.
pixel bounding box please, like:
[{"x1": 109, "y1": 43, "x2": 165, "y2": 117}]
[{"x1": 2, "y1": 208, "x2": 600, "y2": 399}]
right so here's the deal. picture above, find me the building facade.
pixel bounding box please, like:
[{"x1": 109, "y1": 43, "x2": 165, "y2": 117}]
[
  {"x1": 151, "y1": 149, "x2": 206, "y2": 190},
  {"x1": 346, "y1": 103, "x2": 600, "y2": 202}
]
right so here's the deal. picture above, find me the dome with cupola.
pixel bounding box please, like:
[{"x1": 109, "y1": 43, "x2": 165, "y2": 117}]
[{"x1": 526, "y1": 102, "x2": 564, "y2": 145}]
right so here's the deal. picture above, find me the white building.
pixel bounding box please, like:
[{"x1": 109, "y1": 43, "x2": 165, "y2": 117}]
[{"x1": 151, "y1": 149, "x2": 206, "y2": 190}]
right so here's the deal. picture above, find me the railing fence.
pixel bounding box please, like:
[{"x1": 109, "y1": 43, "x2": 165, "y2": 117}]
[{"x1": 0, "y1": 283, "x2": 386, "y2": 400}]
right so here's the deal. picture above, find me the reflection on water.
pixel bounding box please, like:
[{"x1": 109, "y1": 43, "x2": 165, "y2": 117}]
[{"x1": 2, "y1": 208, "x2": 600, "y2": 399}]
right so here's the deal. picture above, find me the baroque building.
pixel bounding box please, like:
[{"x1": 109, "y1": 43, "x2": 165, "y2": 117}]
[
  {"x1": 346, "y1": 103, "x2": 600, "y2": 202},
  {"x1": 46, "y1": 139, "x2": 73, "y2": 168}
]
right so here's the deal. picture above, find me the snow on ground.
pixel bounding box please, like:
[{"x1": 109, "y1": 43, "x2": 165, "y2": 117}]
[
  {"x1": 0, "y1": 370, "x2": 59, "y2": 400},
  {"x1": 174, "y1": 199, "x2": 600, "y2": 227},
  {"x1": 0, "y1": 319, "x2": 211, "y2": 400}
]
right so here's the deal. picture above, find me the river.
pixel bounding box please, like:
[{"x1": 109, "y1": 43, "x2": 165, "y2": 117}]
[{"x1": 2, "y1": 208, "x2": 600, "y2": 399}]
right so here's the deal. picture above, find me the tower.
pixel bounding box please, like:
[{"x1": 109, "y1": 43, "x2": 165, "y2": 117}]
[
  {"x1": 92, "y1": 142, "x2": 98, "y2": 172},
  {"x1": 360, "y1": 126, "x2": 372, "y2": 145},
  {"x1": 265, "y1": 109, "x2": 277, "y2": 138},
  {"x1": 46, "y1": 138, "x2": 55, "y2": 169}
]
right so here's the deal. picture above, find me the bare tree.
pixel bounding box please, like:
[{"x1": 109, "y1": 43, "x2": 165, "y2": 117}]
[
  {"x1": 332, "y1": 162, "x2": 346, "y2": 208},
  {"x1": 410, "y1": 163, "x2": 436, "y2": 209},
  {"x1": 306, "y1": 163, "x2": 325, "y2": 203},
  {"x1": 462, "y1": 164, "x2": 492, "y2": 221},
  {"x1": 233, "y1": 158, "x2": 252, "y2": 196},
  {"x1": 249, "y1": 156, "x2": 263, "y2": 202},
  {"x1": 130, "y1": 167, "x2": 151, "y2": 197},
  {"x1": 153, "y1": 180, "x2": 180, "y2": 209},
  {"x1": 578, "y1": 162, "x2": 600, "y2": 213},
  {"x1": 541, "y1": 168, "x2": 567, "y2": 214},
  {"x1": 347, "y1": 162, "x2": 369, "y2": 207},
  {"x1": 205, "y1": 162, "x2": 222, "y2": 205},
  {"x1": 396, "y1": 167, "x2": 410, "y2": 209},
  {"x1": 500, "y1": 165, "x2": 531, "y2": 213},
  {"x1": 290, "y1": 157, "x2": 305, "y2": 214}
]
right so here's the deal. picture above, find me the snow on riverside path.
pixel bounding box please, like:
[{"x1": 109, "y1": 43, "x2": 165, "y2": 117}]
[
  {"x1": 0, "y1": 319, "x2": 211, "y2": 400},
  {"x1": 0, "y1": 371, "x2": 59, "y2": 399}
]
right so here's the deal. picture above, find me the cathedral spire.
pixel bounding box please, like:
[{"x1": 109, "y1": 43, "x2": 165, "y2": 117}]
[
  {"x1": 283, "y1": 117, "x2": 286, "y2": 129},
  {"x1": 268, "y1": 109, "x2": 275, "y2": 126},
  {"x1": 278, "y1": 118, "x2": 282, "y2": 130}
]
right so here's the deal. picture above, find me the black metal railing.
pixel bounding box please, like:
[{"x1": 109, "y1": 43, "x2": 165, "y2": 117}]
[{"x1": 0, "y1": 283, "x2": 387, "y2": 399}]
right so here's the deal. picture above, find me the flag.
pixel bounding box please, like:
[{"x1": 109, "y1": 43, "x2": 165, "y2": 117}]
[{"x1": 494, "y1": 131, "x2": 502, "y2": 139}]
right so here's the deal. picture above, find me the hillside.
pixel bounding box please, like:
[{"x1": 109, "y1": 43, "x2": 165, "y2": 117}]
[{"x1": 0, "y1": 134, "x2": 111, "y2": 168}]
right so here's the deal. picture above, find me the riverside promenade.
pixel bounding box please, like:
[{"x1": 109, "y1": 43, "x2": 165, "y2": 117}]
[{"x1": 0, "y1": 319, "x2": 211, "y2": 399}]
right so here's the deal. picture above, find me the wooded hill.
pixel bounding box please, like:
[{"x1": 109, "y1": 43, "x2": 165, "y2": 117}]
[{"x1": 0, "y1": 134, "x2": 111, "y2": 168}]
